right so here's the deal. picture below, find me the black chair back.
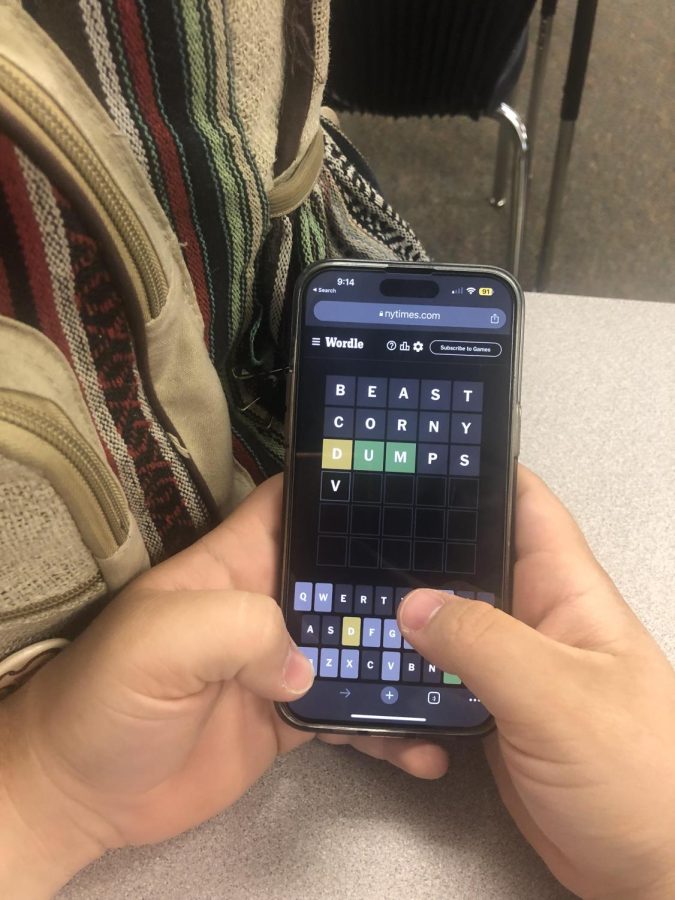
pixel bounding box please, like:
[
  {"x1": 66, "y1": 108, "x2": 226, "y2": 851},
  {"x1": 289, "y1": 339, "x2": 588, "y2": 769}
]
[{"x1": 325, "y1": 0, "x2": 536, "y2": 118}]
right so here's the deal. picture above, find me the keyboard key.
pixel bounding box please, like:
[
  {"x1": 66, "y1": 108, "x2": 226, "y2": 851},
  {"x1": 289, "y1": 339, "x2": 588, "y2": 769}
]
[
  {"x1": 300, "y1": 615, "x2": 320, "y2": 645},
  {"x1": 456, "y1": 590, "x2": 475, "y2": 599},
  {"x1": 319, "y1": 648, "x2": 339, "y2": 677},
  {"x1": 334, "y1": 584, "x2": 353, "y2": 613},
  {"x1": 314, "y1": 582, "x2": 333, "y2": 612},
  {"x1": 360, "y1": 649, "x2": 381, "y2": 680},
  {"x1": 383, "y1": 619, "x2": 402, "y2": 649},
  {"x1": 362, "y1": 617, "x2": 382, "y2": 648},
  {"x1": 321, "y1": 615, "x2": 340, "y2": 645},
  {"x1": 381, "y1": 651, "x2": 401, "y2": 681},
  {"x1": 299, "y1": 646, "x2": 318, "y2": 675},
  {"x1": 374, "y1": 586, "x2": 394, "y2": 616},
  {"x1": 477, "y1": 592, "x2": 496, "y2": 606},
  {"x1": 403, "y1": 639, "x2": 413, "y2": 650},
  {"x1": 340, "y1": 648, "x2": 359, "y2": 679},
  {"x1": 402, "y1": 652, "x2": 422, "y2": 682},
  {"x1": 422, "y1": 661, "x2": 442, "y2": 684},
  {"x1": 354, "y1": 585, "x2": 373, "y2": 615},
  {"x1": 294, "y1": 582, "x2": 312, "y2": 612},
  {"x1": 342, "y1": 617, "x2": 361, "y2": 647},
  {"x1": 395, "y1": 587, "x2": 409, "y2": 610},
  {"x1": 443, "y1": 672, "x2": 462, "y2": 685}
]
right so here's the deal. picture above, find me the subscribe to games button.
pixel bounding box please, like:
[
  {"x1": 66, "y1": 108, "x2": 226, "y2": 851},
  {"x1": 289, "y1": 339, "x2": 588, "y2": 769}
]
[{"x1": 429, "y1": 340, "x2": 502, "y2": 358}]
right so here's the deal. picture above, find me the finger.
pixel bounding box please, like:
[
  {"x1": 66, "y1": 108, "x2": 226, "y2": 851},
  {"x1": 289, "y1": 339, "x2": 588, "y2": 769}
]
[
  {"x1": 397, "y1": 589, "x2": 587, "y2": 721},
  {"x1": 200, "y1": 474, "x2": 283, "y2": 589},
  {"x1": 107, "y1": 588, "x2": 313, "y2": 703},
  {"x1": 484, "y1": 734, "x2": 572, "y2": 885},
  {"x1": 513, "y1": 466, "x2": 638, "y2": 638},
  {"x1": 515, "y1": 465, "x2": 596, "y2": 561},
  {"x1": 319, "y1": 733, "x2": 448, "y2": 779},
  {"x1": 143, "y1": 475, "x2": 283, "y2": 595}
]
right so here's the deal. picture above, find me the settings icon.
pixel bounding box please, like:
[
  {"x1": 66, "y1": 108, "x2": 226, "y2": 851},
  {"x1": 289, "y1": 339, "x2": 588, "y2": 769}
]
[{"x1": 412, "y1": 341, "x2": 424, "y2": 352}]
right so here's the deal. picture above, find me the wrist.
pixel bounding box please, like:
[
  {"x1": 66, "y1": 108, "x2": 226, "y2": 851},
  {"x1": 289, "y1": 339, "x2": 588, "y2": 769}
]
[{"x1": 0, "y1": 695, "x2": 104, "y2": 897}]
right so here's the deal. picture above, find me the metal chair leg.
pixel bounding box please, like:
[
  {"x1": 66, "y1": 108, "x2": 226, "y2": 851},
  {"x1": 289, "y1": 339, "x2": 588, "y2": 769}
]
[
  {"x1": 490, "y1": 118, "x2": 512, "y2": 208},
  {"x1": 492, "y1": 103, "x2": 528, "y2": 276},
  {"x1": 527, "y1": 0, "x2": 557, "y2": 178}
]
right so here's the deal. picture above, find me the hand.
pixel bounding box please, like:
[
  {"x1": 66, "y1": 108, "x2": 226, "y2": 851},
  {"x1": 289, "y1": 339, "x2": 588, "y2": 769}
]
[
  {"x1": 0, "y1": 475, "x2": 447, "y2": 897},
  {"x1": 398, "y1": 465, "x2": 675, "y2": 900}
]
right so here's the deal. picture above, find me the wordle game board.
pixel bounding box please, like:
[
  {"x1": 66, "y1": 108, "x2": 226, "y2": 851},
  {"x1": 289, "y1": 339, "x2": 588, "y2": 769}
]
[{"x1": 317, "y1": 375, "x2": 483, "y2": 574}]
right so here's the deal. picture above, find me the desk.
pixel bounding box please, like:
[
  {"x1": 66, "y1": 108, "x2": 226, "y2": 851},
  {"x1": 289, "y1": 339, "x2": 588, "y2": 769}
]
[{"x1": 61, "y1": 293, "x2": 675, "y2": 900}]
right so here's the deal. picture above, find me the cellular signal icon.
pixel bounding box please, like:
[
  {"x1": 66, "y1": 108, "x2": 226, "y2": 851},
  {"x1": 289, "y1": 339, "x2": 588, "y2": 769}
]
[{"x1": 466, "y1": 287, "x2": 476, "y2": 295}]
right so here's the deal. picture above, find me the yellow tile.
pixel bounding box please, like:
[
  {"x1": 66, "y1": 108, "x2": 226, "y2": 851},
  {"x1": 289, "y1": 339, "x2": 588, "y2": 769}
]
[
  {"x1": 322, "y1": 438, "x2": 353, "y2": 470},
  {"x1": 342, "y1": 617, "x2": 361, "y2": 646}
]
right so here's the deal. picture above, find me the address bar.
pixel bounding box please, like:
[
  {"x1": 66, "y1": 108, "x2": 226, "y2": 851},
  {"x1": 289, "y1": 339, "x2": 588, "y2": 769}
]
[{"x1": 313, "y1": 300, "x2": 507, "y2": 329}]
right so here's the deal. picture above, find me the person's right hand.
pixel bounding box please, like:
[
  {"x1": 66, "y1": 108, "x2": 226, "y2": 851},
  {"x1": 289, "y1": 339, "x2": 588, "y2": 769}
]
[{"x1": 398, "y1": 465, "x2": 675, "y2": 900}]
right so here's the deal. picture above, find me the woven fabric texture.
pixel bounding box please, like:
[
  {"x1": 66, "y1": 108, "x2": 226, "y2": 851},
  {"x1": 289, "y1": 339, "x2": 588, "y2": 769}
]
[{"x1": 0, "y1": 455, "x2": 105, "y2": 647}]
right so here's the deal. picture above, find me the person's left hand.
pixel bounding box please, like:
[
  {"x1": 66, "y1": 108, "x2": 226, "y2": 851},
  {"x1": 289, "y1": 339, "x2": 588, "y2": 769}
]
[{"x1": 0, "y1": 475, "x2": 447, "y2": 894}]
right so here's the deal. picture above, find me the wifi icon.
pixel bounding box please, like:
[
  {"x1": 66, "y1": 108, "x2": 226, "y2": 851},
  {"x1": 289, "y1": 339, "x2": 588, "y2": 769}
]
[{"x1": 466, "y1": 287, "x2": 476, "y2": 295}]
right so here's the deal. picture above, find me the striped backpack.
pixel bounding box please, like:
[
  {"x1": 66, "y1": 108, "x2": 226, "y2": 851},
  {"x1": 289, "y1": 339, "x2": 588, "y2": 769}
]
[{"x1": 0, "y1": 0, "x2": 426, "y2": 674}]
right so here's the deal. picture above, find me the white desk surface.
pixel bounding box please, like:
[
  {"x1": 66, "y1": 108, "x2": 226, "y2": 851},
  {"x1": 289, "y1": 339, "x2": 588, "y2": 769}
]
[{"x1": 61, "y1": 293, "x2": 675, "y2": 900}]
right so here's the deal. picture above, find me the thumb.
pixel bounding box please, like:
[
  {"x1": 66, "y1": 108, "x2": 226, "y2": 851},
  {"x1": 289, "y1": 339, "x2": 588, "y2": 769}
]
[
  {"x1": 398, "y1": 589, "x2": 582, "y2": 721},
  {"x1": 85, "y1": 588, "x2": 315, "y2": 704}
]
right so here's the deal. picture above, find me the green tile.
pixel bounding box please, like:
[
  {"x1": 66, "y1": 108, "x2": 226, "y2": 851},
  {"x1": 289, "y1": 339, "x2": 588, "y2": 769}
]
[
  {"x1": 353, "y1": 440, "x2": 384, "y2": 471},
  {"x1": 443, "y1": 672, "x2": 462, "y2": 685},
  {"x1": 385, "y1": 442, "x2": 416, "y2": 473}
]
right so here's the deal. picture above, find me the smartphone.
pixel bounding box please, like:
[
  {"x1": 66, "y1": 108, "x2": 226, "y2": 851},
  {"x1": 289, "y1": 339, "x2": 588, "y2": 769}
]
[{"x1": 278, "y1": 260, "x2": 523, "y2": 737}]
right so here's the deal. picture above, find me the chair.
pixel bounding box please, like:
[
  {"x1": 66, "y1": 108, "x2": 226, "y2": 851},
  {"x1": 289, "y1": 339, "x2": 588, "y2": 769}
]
[{"x1": 324, "y1": 0, "x2": 539, "y2": 276}]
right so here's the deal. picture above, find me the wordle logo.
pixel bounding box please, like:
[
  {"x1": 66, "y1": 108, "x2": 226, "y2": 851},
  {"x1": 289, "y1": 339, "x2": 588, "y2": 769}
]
[{"x1": 316, "y1": 375, "x2": 484, "y2": 573}]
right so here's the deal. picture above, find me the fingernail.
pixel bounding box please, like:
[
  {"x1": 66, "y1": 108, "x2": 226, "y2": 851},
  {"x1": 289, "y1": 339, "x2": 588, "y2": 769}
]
[
  {"x1": 282, "y1": 641, "x2": 315, "y2": 695},
  {"x1": 399, "y1": 590, "x2": 447, "y2": 633}
]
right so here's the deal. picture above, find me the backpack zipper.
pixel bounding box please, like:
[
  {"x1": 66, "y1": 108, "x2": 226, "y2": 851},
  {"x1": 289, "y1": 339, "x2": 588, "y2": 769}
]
[
  {"x1": 0, "y1": 55, "x2": 166, "y2": 321},
  {"x1": 0, "y1": 392, "x2": 129, "y2": 555}
]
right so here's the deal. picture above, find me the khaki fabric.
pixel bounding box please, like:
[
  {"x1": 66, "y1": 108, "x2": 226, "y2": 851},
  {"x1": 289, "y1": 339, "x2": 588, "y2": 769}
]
[
  {"x1": 226, "y1": 0, "x2": 286, "y2": 189},
  {"x1": 0, "y1": 455, "x2": 107, "y2": 656}
]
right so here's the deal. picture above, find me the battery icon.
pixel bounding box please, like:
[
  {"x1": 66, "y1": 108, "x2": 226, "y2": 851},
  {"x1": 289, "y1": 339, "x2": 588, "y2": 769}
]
[{"x1": 479, "y1": 287, "x2": 494, "y2": 296}]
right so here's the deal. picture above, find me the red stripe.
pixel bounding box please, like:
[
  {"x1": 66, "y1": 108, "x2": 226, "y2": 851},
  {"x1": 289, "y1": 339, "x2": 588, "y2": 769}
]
[
  {"x1": 0, "y1": 257, "x2": 12, "y2": 317},
  {"x1": 117, "y1": 0, "x2": 212, "y2": 339},
  {"x1": 0, "y1": 144, "x2": 70, "y2": 355}
]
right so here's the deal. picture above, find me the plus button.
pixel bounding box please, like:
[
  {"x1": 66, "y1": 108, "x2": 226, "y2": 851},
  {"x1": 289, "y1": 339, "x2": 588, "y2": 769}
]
[{"x1": 380, "y1": 686, "x2": 399, "y2": 705}]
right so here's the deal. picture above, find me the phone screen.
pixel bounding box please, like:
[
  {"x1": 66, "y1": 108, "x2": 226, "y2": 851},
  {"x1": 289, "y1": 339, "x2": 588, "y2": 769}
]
[{"x1": 279, "y1": 262, "x2": 522, "y2": 735}]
